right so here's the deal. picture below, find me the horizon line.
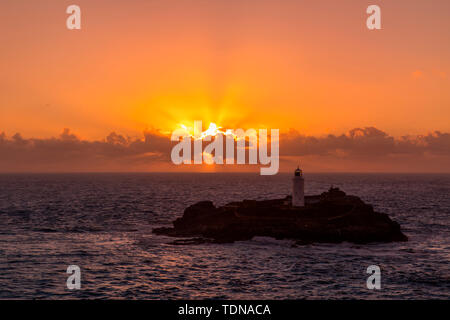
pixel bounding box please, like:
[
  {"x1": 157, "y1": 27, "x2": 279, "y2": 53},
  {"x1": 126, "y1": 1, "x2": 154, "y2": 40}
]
[{"x1": 1, "y1": 171, "x2": 450, "y2": 175}]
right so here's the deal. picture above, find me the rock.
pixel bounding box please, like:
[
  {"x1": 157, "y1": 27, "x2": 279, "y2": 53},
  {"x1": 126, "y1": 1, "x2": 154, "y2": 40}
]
[{"x1": 153, "y1": 188, "x2": 408, "y2": 244}]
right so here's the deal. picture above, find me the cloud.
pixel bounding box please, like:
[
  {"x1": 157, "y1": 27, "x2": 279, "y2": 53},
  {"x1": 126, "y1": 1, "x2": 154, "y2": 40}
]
[
  {"x1": 280, "y1": 127, "x2": 450, "y2": 158},
  {"x1": 0, "y1": 128, "x2": 172, "y2": 172},
  {"x1": 411, "y1": 70, "x2": 423, "y2": 79},
  {"x1": 411, "y1": 69, "x2": 448, "y2": 80},
  {"x1": 0, "y1": 127, "x2": 449, "y2": 172}
]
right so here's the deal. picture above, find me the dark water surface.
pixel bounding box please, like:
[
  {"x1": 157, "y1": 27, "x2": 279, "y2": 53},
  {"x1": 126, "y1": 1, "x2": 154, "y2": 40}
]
[{"x1": 0, "y1": 173, "x2": 449, "y2": 299}]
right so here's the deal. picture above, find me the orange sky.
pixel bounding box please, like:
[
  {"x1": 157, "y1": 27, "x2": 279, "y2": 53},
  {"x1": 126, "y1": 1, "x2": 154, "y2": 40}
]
[
  {"x1": 0, "y1": 1, "x2": 450, "y2": 173},
  {"x1": 1, "y1": 0, "x2": 449, "y2": 140}
]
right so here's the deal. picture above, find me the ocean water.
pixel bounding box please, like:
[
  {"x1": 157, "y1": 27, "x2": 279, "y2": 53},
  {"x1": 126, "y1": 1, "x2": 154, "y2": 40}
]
[{"x1": 0, "y1": 173, "x2": 449, "y2": 299}]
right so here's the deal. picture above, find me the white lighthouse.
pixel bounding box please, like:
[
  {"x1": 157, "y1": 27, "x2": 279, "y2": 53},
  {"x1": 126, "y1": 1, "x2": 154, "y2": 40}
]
[{"x1": 292, "y1": 166, "x2": 305, "y2": 207}]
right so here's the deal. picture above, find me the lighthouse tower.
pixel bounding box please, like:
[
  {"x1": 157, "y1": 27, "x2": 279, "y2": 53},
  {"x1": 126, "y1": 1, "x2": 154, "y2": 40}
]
[{"x1": 292, "y1": 166, "x2": 305, "y2": 207}]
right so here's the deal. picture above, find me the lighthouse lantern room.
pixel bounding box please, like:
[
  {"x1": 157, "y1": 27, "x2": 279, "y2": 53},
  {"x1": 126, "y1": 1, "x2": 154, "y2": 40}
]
[{"x1": 292, "y1": 166, "x2": 305, "y2": 207}]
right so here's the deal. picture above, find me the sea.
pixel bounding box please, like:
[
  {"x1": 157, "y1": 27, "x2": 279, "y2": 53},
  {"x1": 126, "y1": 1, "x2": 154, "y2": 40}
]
[{"x1": 0, "y1": 173, "x2": 449, "y2": 299}]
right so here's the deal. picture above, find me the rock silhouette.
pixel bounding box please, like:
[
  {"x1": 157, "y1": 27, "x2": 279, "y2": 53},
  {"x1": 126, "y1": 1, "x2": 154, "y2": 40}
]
[{"x1": 153, "y1": 188, "x2": 408, "y2": 244}]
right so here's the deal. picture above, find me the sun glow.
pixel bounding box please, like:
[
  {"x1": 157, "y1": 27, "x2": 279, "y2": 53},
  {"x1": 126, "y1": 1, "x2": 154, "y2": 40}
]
[
  {"x1": 177, "y1": 122, "x2": 237, "y2": 140},
  {"x1": 170, "y1": 120, "x2": 280, "y2": 175}
]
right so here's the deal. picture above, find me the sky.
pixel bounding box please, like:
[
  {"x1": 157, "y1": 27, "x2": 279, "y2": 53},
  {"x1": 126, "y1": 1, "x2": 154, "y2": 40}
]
[{"x1": 1, "y1": 0, "x2": 450, "y2": 172}]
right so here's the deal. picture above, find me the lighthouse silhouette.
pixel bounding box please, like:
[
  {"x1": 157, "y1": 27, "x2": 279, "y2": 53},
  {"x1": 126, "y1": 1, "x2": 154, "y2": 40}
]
[{"x1": 292, "y1": 166, "x2": 305, "y2": 207}]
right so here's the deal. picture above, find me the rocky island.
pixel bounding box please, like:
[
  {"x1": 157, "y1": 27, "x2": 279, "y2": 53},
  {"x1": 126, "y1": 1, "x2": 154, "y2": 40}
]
[{"x1": 153, "y1": 187, "x2": 408, "y2": 245}]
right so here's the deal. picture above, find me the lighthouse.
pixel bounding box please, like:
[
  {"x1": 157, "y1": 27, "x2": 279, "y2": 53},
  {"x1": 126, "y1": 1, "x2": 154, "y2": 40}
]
[{"x1": 292, "y1": 166, "x2": 305, "y2": 207}]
